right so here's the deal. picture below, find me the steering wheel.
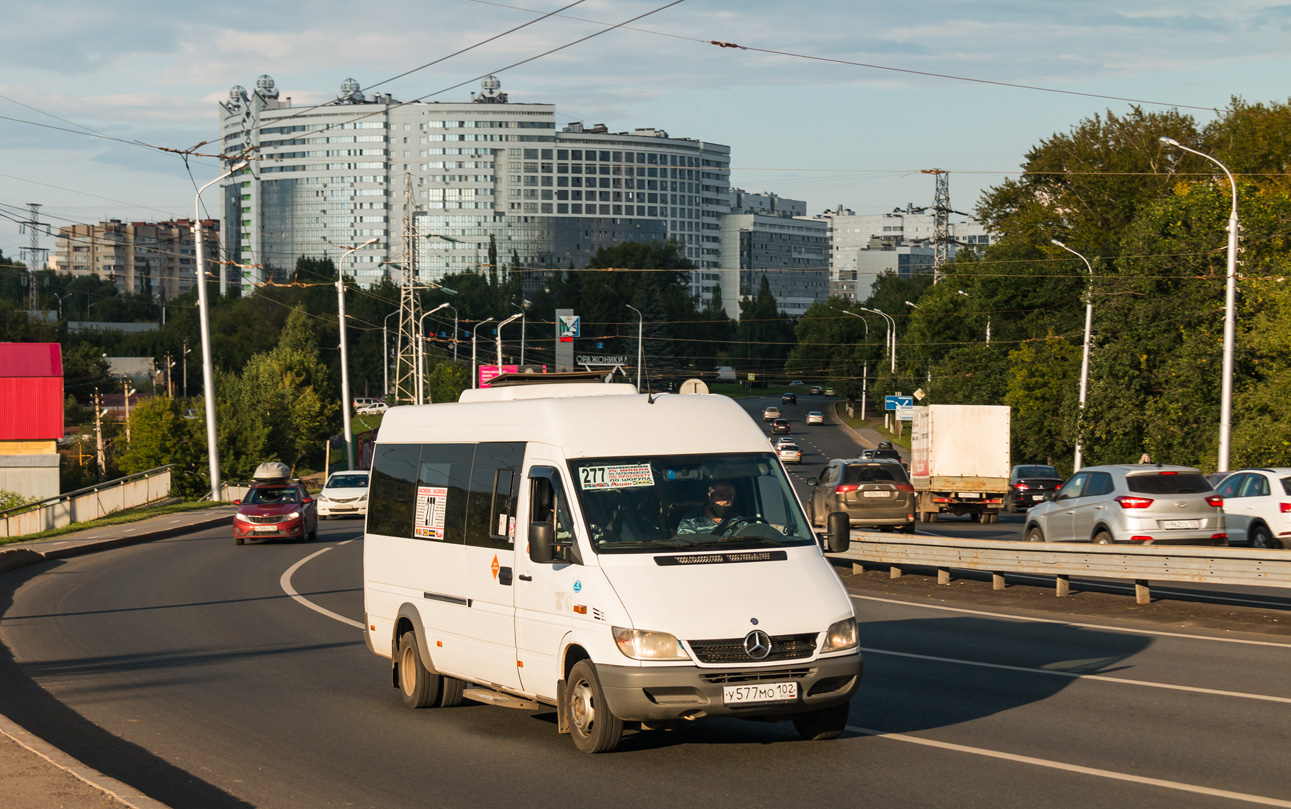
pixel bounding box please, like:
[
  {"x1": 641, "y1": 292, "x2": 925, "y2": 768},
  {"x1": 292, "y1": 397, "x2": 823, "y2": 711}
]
[{"x1": 713, "y1": 515, "x2": 769, "y2": 537}]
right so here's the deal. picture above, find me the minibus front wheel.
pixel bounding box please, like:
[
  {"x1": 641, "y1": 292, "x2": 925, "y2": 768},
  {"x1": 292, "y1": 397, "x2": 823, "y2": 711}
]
[
  {"x1": 398, "y1": 630, "x2": 442, "y2": 709},
  {"x1": 566, "y1": 660, "x2": 624, "y2": 754}
]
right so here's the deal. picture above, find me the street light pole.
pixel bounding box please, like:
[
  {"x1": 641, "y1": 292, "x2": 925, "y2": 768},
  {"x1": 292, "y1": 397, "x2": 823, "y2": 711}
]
[
  {"x1": 626, "y1": 304, "x2": 643, "y2": 391},
  {"x1": 496, "y1": 312, "x2": 522, "y2": 368},
  {"x1": 382, "y1": 311, "x2": 397, "y2": 397},
  {"x1": 418, "y1": 303, "x2": 450, "y2": 405},
  {"x1": 861, "y1": 307, "x2": 896, "y2": 373},
  {"x1": 444, "y1": 305, "x2": 458, "y2": 363},
  {"x1": 194, "y1": 161, "x2": 246, "y2": 501},
  {"x1": 338, "y1": 238, "x2": 380, "y2": 470},
  {"x1": 1051, "y1": 239, "x2": 1095, "y2": 472},
  {"x1": 512, "y1": 302, "x2": 526, "y2": 367},
  {"x1": 1159, "y1": 136, "x2": 1239, "y2": 473},
  {"x1": 472, "y1": 318, "x2": 495, "y2": 389}
]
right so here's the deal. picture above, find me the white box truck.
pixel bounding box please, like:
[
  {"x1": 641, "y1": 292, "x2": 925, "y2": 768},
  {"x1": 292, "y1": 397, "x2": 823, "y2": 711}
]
[
  {"x1": 909, "y1": 404, "x2": 1011, "y2": 524},
  {"x1": 363, "y1": 379, "x2": 862, "y2": 753}
]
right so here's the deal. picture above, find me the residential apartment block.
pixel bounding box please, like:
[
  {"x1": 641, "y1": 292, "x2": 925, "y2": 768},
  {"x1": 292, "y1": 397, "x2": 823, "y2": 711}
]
[
  {"x1": 218, "y1": 75, "x2": 730, "y2": 303},
  {"x1": 718, "y1": 190, "x2": 829, "y2": 319},
  {"x1": 52, "y1": 219, "x2": 219, "y2": 301}
]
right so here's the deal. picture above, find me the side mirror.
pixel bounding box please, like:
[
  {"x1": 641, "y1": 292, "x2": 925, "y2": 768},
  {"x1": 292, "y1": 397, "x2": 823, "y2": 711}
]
[
  {"x1": 233, "y1": 499, "x2": 241, "y2": 505},
  {"x1": 826, "y1": 511, "x2": 850, "y2": 553},
  {"x1": 807, "y1": 477, "x2": 818, "y2": 486},
  {"x1": 529, "y1": 522, "x2": 555, "y2": 564},
  {"x1": 1044, "y1": 492, "x2": 1057, "y2": 502}
]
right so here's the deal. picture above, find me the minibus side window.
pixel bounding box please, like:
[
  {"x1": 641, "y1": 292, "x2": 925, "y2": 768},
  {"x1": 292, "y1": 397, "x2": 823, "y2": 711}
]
[
  {"x1": 530, "y1": 469, "x2": 579, "y2": 564},
  {"x1": 416, "y1": 443, "x2": 474, "y2": 543},
  {"x1": 369, "y1": 443, "x2": 420, "y2": 538},
  {"x1": 465, "y1": 442, "x2": 525, "y2": 551}
]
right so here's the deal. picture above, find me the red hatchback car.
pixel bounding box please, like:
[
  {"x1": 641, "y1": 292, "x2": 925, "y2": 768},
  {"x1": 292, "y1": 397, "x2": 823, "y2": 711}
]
[{"x1": 233, "y1": 481, "x2": 319, "y2": 544}]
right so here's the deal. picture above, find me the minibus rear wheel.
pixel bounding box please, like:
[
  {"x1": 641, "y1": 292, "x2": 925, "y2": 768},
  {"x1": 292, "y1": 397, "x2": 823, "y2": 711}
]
[
  {"x1": 398, "y1": 630, "x2": 442, "y2": 709},
  {"x1": 566, "y1": 660, "x2": 623, "y2": 753}
]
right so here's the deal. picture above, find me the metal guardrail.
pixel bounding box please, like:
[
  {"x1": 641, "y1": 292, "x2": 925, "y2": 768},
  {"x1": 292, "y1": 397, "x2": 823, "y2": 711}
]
[
  {"x1": 828, "y1": 533, "x2": 1291, "y2": 604},
  {"x1": 0, "y1": 466, "x2": 173, "y2": 538}
]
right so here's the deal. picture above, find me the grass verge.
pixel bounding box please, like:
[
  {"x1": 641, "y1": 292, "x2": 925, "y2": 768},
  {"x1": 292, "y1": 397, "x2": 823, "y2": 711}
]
[
  {"x1": 832, "y1": 403, "x2": 912, "y2": 450},
  {"x1": 2, "y1": 501, "x2": 224, "y2": 546}
]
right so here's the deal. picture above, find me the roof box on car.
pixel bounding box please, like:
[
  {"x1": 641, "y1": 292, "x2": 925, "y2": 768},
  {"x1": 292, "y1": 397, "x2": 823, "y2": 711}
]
[{"x1": 252, "y1": 461, "x2": 291, "y2": 483}]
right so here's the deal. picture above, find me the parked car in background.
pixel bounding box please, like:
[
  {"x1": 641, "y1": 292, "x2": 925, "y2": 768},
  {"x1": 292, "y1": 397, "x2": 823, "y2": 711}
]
[
  {"x1": 777, "y1": 442, "x2": 803, "y2": 464},
  {"x1": 1005, "y1": 464, "x2": 1064, "y2": 512},
  {"x1": 771, "y1": 418, "x2": 792, "y2": 435},
  {"x1": 353, "y1": 397, "x2": 388, "y2": 415},
  {"x1": 317, "y1": 469, "x2": 371, "y2": 519},
  {"x1": 782, "y1": 392, "x2": 797, "y2": 405},
  {"x1": 806, "y1": 411, "x2": 824, "y2": 425},
  {"x1": 1213, "y1": 468, "x2": 1291, "y2": 548},
  {"x1": 233, "y1": 470, "x2": 318, "y2": 545},
  {"x1": 1024, "y1": 465, "x2": 1224, "y2": 545},
  {"x1": 807, "y1": 459, "x2": 915, "y2": 533},
  {"x1": 762, "y1": 406, "x2": 781, "y2": 421}
]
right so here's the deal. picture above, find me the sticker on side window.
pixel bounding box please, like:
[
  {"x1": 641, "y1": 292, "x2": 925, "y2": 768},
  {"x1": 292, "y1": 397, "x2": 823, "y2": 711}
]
[
  {"x1": 580, "y1": 464, "x2": 655, "y2": 490},
  {"x1": 414, "y1": 486, "x2": 448, "y2": 539}
]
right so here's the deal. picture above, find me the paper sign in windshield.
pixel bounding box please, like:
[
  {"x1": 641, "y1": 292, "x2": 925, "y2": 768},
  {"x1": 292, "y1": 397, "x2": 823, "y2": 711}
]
[
  {"x1": 580, "y1": 464, "x2": 655, "y2": 490},
  {"x1": 415, "y1": 486, "x2": 448, "y2": 539}
]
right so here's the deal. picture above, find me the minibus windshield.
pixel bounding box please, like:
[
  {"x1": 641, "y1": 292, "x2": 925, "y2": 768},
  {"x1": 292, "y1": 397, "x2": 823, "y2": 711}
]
[{"x1": 567, "y1": 453, "x2": 816, "y2": 554}]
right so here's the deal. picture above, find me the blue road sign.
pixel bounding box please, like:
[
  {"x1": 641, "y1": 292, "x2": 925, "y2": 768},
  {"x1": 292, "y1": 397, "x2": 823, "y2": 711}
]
[{"x1": 885, "y1": 395, "x2": 914, "y2": 411}]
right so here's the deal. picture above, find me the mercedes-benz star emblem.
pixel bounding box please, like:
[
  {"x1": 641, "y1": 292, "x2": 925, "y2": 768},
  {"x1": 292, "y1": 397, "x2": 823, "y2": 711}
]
[{"x1": 744, "y1": 630, "x2": 772, "y2": 660}]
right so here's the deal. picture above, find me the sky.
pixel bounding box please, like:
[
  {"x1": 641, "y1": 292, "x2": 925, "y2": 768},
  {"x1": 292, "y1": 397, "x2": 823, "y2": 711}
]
[{"x1": 2, "y1": 0, "x2": 1290, "y2": 263}]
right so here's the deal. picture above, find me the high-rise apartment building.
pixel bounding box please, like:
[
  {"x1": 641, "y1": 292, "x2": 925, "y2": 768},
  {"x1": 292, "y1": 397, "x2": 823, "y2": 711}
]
[
  {"x1": 718, "y1": 190, "x2": 829, "y2": 319},
  {"x1": 218, "y1": 76, "x2": 730, "y2": 302},
  {"x1": 52, "y1": 219, "x2": 218, "y2": 301}
]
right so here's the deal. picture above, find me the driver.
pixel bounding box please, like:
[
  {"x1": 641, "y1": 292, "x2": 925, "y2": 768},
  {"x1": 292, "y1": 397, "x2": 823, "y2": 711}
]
[{"x1": 676, "y1": 481, "x2": 742, "y2": 534}]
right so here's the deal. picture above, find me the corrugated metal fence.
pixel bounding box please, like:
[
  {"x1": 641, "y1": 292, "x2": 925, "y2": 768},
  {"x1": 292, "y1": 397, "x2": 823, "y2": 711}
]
[{"x1": 1, "y1": 466, "x2": 173, "y2": 538}]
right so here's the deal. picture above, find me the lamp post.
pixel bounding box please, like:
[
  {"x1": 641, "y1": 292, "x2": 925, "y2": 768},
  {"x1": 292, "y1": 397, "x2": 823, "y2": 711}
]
[
  {"x1": 1051, "y1": 239, "x2": 1095, "y2": 472},
  {"x1": 861, "y1": 307, "x2": 896, "y2": 373},
  {"x1": 626, "y1": 304, "x2": 643, "y2": 391},
  {"x1": 418, "y1": 303, "x2": 450, "y2": 404},
  {"x1": 382, "y1": 310, "x2": 398, "y2": 397},
  {"x1": 472, "y1": 318, "x2": 495, "y2": 389},
  {"x1": 511, "y1": 302, "x2": 526, "y2": 367},
  {"x1": 194, "y1": 161, "x2": 246, "y2": 501},
  {"x1": 444, "y1": 305, "x2": 459, "y2": 363},
  {"x1": 496, "y1": 312, "x2": 522, "y2": 368},
  {"x1": 338, "y1": 238, "x2": 380, "y2": 470},
  {"x1": 1159, "y1": 136, "x2": 1239, "y2": 473},
  {"x1": 957, "y1": 290, "x2": 991, "y2": 344}
]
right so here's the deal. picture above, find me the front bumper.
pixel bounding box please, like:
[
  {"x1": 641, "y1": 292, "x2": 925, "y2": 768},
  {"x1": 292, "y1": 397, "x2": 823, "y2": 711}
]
[
  {"x1": 234, "y1": 518, "x2": 303, "y2": 539},
  {"x1": 595, "y1": 652, "x2": 862, "y2": 723},
  {"x1": 318, "y1": 502, "x2": 367, "y2": 517}
]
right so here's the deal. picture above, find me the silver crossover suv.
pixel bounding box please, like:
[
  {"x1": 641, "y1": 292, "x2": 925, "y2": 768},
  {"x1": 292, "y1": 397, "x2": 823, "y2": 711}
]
[{"x1": 1024, "y1": 464, "x2": 1225, "y2": 545}]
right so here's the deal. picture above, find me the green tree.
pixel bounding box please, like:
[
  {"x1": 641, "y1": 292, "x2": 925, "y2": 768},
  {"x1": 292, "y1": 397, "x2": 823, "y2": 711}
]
[{"x1": 118, "y1": 396, "x2": 207, "y2": 497}]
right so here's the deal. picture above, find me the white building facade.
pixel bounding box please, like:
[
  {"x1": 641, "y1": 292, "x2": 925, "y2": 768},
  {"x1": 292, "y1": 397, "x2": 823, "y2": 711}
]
[
  {"x1": 218, "y1": 76, "x2": 730, "y2": 302},
  {"x1": 718, "y1": 193, "x2": 829, "y2": 319}
]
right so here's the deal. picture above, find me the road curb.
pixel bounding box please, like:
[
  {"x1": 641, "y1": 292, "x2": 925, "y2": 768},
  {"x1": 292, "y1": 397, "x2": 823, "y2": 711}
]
[
  {"x1": 0, "y1": 714, "x2": 172, "y2": 809},
  {"x1": 0, "y1": 513, "x2": 234, "y2": 572}
]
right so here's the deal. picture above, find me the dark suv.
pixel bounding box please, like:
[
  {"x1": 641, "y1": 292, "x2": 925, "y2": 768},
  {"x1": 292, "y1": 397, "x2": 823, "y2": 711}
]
[{"x1": 806, "y1": 459, "x2": 916, "y2": 533}]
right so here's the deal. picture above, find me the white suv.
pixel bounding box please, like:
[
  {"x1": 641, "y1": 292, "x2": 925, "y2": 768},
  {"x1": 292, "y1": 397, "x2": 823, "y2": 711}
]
[{"x1": 1213, "y1": 468, "x2": 1291, "y2": 548}]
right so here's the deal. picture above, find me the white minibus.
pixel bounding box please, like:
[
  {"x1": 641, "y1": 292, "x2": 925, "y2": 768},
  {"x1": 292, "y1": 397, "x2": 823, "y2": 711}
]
[{"x1": 362, "y1": 381, "x2": 862, "y2": 753}]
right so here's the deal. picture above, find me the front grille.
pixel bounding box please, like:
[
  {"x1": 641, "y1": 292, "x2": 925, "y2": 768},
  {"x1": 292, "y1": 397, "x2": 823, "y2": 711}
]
[
  {"x1": 700, "y1": 667, "x2": 812, "y2": 684},
  {"x1": 241, "y1": 513, "x2": 290, "y2": 524},
  {"x1": 686, "y1": 633, "x2": 817, "y2": 664}
]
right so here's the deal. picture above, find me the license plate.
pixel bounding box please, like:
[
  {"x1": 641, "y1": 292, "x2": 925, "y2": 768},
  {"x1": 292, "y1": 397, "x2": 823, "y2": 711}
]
[
  {"x1": 254, "y1": 525, "x2": 278, "y2": 533},
  {"x1": 862, "y1": 491, "x2": 890, "y2": 498},
  {"x1": 1162, "y1": 519, "x2": 1200, "y2": 530},
  {"x1": 958, "y1": 492, "x2": 982, "y2": 499},
  {"x1": 722, "y1": 681, "x2": 798, "y2": 705}
]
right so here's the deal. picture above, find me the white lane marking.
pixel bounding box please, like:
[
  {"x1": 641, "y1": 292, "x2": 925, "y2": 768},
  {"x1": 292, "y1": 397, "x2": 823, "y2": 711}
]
[
  {"x1": 848, "y1": 727, "x2": 1291, "y2": 808},
  {"x1": 850, "y1": 593, "x2": 1291, "y2": 648},
  {"x1": 864, "y1": 647, "x2": 1291, "y2": 704},
  {"x1": 279, "y1": 542, "x2": 363, "y2": 629}
]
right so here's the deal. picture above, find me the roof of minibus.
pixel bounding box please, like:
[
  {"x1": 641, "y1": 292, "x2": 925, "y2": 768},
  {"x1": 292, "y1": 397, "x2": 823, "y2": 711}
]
[{"x1": 377, "y1": 387, "x2": 768, "y2": 458}]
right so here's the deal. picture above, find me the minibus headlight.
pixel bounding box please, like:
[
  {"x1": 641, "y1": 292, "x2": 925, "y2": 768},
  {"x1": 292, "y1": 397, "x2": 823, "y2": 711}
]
[
  {"x1": 612, "y1": 627, "x2": 690, "y2": 661},
  {"x1": 822, "y1": 617, "x2": 858, "y2": 652}
]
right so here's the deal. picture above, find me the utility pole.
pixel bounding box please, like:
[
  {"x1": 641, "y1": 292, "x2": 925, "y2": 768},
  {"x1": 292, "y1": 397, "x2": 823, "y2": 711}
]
[
  {"x1": 921, "y1": 169, "x2": 950, "y2": 283},
  {"x1": 393, "y1": 174, "x2": 420, "y2": 403},
  {"x1": 123, "y1": 378, "x2": 135, "y2": 445},
  {"x1": 182, "y1": 338, "x2": 190, "y2": 399},
  {"x1": 93, "y1": 389, "x2": 106, "y2": 480}
]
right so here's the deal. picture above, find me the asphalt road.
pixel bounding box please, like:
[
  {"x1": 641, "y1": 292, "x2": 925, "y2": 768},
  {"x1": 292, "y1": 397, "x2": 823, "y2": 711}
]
[{"x1": 2, "y1": 399, "x2": 1291, "y2": 807}]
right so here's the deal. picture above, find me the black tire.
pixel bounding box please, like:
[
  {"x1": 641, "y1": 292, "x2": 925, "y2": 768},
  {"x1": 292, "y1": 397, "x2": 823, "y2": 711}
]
[
  {"x1": 1251, "y1": 524, "x2": 1280, "y2": 550},
  {"x1": 307, "y1": 524, "x2": 318, "y2": 542},
  {"x1": 926, "y1": 511, "x2": 938, "y2": 523},
  {"x1": 986, "y1": 512, "x2": 999, "y2": 525},
  {"x1": 1006, "y1": 496, "x2": 1017, "y2": 514},
  {"x1": 235, "y1": 536, "x2": 244, "y2": 545},
  {"x1": 1093, "y1": 529, "x2": 1115, "y2": 545},
  {"x1": 970, "y1": 512, "x2": 982, "y2": 523},
  {"x1": 565, "y1": 660, "x2": 623, "y2": 754},
  {"x1": 1025, "y1": 525, "x2": 1045, "y2": 543},
  {"x1": 397, "y1": 630, "x2": 441, "y2": 709},
  {"x1": 902, "y1": 523, "x2": 916, "y2": 534},
  {"x1": 793, "y1": 701, "x2": 850, "y2": 741},
  {"x1": 438, "y1": 676, "x2": 465, "y2": 707}
]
